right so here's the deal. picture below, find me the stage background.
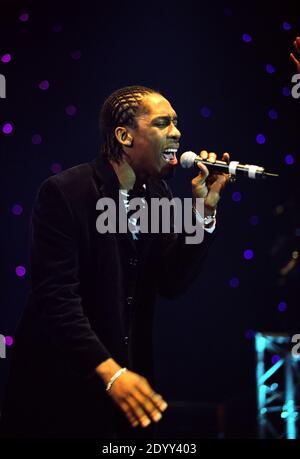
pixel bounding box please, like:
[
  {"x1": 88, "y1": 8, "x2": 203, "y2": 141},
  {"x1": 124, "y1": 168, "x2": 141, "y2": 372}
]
[{"x1": 1, "y1": 0, "x2": 299, "y2": 438}]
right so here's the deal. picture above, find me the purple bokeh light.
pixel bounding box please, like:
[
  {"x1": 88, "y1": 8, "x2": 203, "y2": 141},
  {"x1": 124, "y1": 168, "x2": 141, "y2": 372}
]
[
  {"x1": 242, "y1": 33, "x2": 252, "y2": 43},
  {"x1": 70, "y1": 50, "x2": 82, "y2": 60},
  {"x1": 19, "y1": 13, "x2": 29, "y2": 22},
  {"x1": 285, "y1": 154, "x2": 294, "y2": 165},
  {"x1": 15, "y1": 266, "x2": 26, "y2": 277},
  {"x1": 2, "y1": 123, "x2": 13, "y2": 134},
  {"x1": 12, "y1": 204, "x2": 23, "y2": 216},
  {"x1": 1, "y1": 53, "x2": 11, "y2": 63},
  {"x1": 65, "y1": 105, "x2": 77, "y2": 116},
  {"x1": 200, "y1": 107, "x2": 212, "y2": 118},
  {"x1": 244, "y1": 249, "x2": 254, "y2": 260},
  {"x1": 229, "y1": 277, "x2": 240, "y2": 288},
  {"x1": 232, "y1": 191, "x2": 242, "y2": 202},
  {"x1": 249, "y1": 215, "x2": 259, "y2": 226},
  {"x1": 282, "y1": 87, "x2": 291, "y2": 97},
  {"x1": 268, "y1": 109, "x2": 278, "y2": 120},
  {"x1": 256, "y1": 134, "x2": 266, "y2": 145},
  {"x1": 39, "y1": 80, "x2": 50, "y2": 90},
  {"x1": 282, "y1": 22, "x2": 292, "y2": 31},
  {"x1": 32, "y1": 134, "x2": 42, "y2": 145},
  {"x1": 272, "y1": 355, "x2": 281, "y2": 365},
  {"x1": 245, "y1": 329, "x2": 255, "y2": 340},
  {"x1": 278, "y1": 301, "x2": 287, "y2": 312},
  {"x1": 5, "y1": 336, "x2": 14, "y2": 346},
  {"x1": 51, "y1": 163, "x2": 62, "y2": 174},
  {"x1": 265, "y1": 64, "x2": 276, "y2": 74}
]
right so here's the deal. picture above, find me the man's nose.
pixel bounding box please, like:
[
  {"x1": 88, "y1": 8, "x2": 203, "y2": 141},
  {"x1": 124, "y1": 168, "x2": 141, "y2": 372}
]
[{"x1": 168, "y1": 122, "x2": 181, "y2": 140}]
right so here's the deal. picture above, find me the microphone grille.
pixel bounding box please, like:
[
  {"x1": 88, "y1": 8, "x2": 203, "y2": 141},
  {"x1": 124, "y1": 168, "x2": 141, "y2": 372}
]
[{"x1": 180, "y1": 151, "x2": 197, "y2": 168}]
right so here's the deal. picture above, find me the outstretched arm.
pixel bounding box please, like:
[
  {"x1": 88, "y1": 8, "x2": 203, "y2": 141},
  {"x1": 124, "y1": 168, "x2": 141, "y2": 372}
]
[{"x1": 290, "y1": 36, "x2": 300, "y2": 72}]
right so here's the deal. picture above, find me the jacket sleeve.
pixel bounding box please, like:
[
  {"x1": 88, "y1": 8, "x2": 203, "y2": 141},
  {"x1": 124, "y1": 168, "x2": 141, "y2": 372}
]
[
  {"x1": 155, "y1": 183, "x2": 218, "y2": 299},
  {"x1": 29, "y1": 177, "x2": 111, "y2": 377}
]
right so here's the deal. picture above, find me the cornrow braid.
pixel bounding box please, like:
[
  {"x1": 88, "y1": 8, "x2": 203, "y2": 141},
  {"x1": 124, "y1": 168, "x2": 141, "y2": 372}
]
[{"x1": 100, "y1": 85, "x2": 159, "y2": 162}]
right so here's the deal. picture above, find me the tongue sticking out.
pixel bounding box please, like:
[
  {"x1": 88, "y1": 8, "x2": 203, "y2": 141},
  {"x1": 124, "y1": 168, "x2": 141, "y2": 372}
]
[{"x1": 162, "y1": 150, "x2": 178, "y2": 165}]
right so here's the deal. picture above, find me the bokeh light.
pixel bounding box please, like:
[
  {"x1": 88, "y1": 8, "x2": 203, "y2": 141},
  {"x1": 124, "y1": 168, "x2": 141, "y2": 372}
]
[
  {"x1": 65, "y1": 105, "x2": 77, "y2": 116},
  {"x1": 200, "y1": 107, "x2": 212, "y2": 118},
  {"x1": 278, "y1": 301, "x2": 287, "y2": 312},
  {"x1": 285, "y1": 154, "x2": 294, "y2": 165},
  {"x1": 282, "y1": 87, "x2": 291, "y2": 97},
  {"x1": 265, "y1": 64, "x2": 276, "y2": 74},
  {"x1": 245, "y1": 329, "x2": 255, "y2": 340},
  {"x1": 244, "y1": 249, "x2": 254, "y2": 260},
  {"x1": 232, "y1": 191, "x2": 242, "y2": 202},
  {"x1": 256, "y1": 134, "x2": 266, "y2": 144},
  {"x1": 39, "y1": 80, "x2": 50, "y2": 90},
  {"x1": 4, "y1": 336, "x2": 14, "y2": 346},
  {"x1": 268, "y1": 109, "x2": 278, "y2": 120},
  {"x1": 15, "y1": 266, "x2": 26, "y2": 277},
  {"x1": 70, "y1": 50, "x2": 82, "y2": 60},
  {"x1": 32, "y1": 134, "x2": 42, "y2": 145},
  {"x1": 1, "y1": 53, "x2": 11, "y2": 63},
  {"x1": 249, "y1": 215, "x2": 259, "y2": 226},
  {"x1": 2, "y1": 123, "x2": 13, "y2": 134},
  {"x1": 229, "y1": 277, "x2": 240, "y2": 288},
  {"x1": 12, "y1": 204, "x2": 23, "y2": 216},
  {"x1": 51, "y1": 163, "x2": 62, "y2": 174},
  {"x1": 242, "y1": 33, "x2": 252, "y2": 43},
  {"x1": 282, "y1": 22, "x2": 292, "y2": 31},
  {"x1": 19, "y1": 13, "x2": 29, "y2": 22}
]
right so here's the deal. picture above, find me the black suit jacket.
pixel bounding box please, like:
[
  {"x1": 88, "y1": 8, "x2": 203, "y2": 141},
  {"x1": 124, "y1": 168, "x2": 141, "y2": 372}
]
[{"x1": 1, "y1": 156, "x2": 216, "y2": 437}]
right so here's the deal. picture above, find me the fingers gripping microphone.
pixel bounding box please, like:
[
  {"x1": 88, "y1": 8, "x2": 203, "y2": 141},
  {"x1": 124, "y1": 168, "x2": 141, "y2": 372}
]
[{"x1": 180, "y1": 151, "x2": 279, "y2": 179}]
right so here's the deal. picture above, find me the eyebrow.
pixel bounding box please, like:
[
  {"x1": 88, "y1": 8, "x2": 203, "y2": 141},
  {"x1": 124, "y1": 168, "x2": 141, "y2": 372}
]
[{"x1": 151, "y1": 115, "x2": 178, "y2": 123}]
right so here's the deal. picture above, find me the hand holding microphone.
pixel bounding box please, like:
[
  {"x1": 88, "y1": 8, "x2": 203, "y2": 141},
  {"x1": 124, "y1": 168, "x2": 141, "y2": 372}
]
[{"x1": 190, "y1": 150, "x2": 232, "y2": 218}]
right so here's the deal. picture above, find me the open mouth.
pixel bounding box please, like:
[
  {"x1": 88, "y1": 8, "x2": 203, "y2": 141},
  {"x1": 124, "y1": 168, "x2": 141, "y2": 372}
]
[{"x1": 162, "y1": 148, "x2": 178, "y2": 164}]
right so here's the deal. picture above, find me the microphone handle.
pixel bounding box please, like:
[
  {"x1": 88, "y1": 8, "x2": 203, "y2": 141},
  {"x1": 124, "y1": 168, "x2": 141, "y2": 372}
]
[{"x1": 195, "y1": 159, "x2": 278, "y2": 179}]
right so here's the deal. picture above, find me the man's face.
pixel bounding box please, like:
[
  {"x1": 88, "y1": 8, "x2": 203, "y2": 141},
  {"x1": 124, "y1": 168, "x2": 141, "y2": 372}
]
[{"x1": 124, "y1": 93, "x2": 181, "y2": 179}]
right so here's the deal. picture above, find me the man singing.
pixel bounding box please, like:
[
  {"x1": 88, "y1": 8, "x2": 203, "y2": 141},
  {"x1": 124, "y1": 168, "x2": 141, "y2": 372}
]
[{"x1": 1, "y1": 86, "x2": 230, "y2": 438}]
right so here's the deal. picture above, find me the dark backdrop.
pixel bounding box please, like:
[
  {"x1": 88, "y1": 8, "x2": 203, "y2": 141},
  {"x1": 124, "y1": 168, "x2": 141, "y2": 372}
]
[{"x1": 1, "y1": 0, "x2": 299, "y2": 438}]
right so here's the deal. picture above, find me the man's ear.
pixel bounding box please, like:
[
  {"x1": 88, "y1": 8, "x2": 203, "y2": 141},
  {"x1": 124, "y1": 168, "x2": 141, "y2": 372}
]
[{"x1": 115, "y1": 126, "x2": 133, "y2": 147}]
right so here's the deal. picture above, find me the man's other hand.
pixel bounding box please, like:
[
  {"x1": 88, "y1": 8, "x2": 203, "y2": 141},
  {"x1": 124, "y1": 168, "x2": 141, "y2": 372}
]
[
  {"x1": 96, "y1": 358, "x2": 168, "y2": 428},
  {"x1": 290, "y1": 36, "x2": 300, "y2": 73}
]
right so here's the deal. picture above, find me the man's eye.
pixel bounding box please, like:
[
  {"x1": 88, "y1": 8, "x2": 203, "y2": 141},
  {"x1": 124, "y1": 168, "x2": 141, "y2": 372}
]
[{"x1": 154, "y1": 119, "x2": 178, "y2": 128}]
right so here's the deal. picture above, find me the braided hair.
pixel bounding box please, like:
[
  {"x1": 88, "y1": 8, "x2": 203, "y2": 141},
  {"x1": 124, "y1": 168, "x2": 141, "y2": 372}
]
[{"x1": 100, "y1": 85, "x2": 159, "y2": 162}]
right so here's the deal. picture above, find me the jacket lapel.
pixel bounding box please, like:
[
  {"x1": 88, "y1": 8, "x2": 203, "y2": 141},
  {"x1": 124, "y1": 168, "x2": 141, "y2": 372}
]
[{"x1": 91, "y1": 156, "x2": 137, "y2": 254}]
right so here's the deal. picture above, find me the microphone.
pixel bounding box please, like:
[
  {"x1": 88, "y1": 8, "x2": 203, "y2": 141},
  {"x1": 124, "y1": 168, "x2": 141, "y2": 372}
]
[{"x1": 180, "y1": 151, "x2": 279, "y2": 179}]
